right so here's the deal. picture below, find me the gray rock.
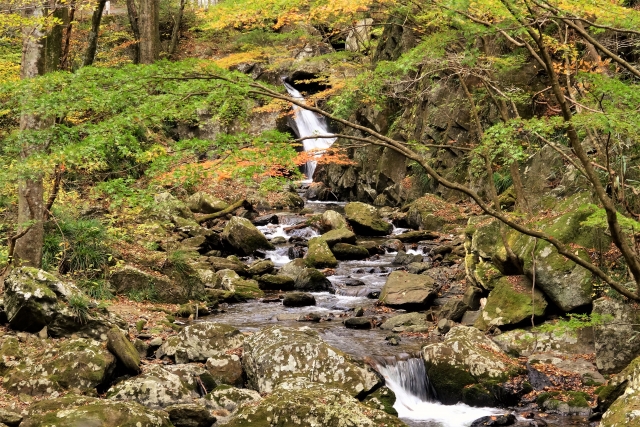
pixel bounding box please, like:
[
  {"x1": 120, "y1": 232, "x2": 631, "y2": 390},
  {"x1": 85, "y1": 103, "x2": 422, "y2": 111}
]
[
  {"x1": 203, "y1": 385, "x2": 261, "y2": 421},
  {"x1": 318, "y1": 228, "x2": 357, "y2": 246},
  {"x1": 344, "y1": 317, "x2": 372, "y2": 329},
  {"x1": 166, "y1": 403, "x2": 216, "y2": 427},
  {"x1": 208, "y1": 256, "x2": 248, "y2": 275},
  {"x1": 593, "y1": 297, "x2": 640, "y2": 374},
  {"x1": 305, "y1": 237, "x2": 338, "y2": 268},
  {"x1": 246, "y1": 259, "x2": 275, "y2": 276},
  {"x1": 331, "y1": 243, "x2": 370, "y2": 260},
  {"x1": 107, "y1": 327, "x2": 141, "y2": 373},
  {"x1": 439, "y1": 299, "x2": 468, "y2": 322},
  {"x1": 383, "y1": 239, "x2": 404, "y2": 252},
  {"x1": 205, "y1": 355, "x2": 243, "y2": 387},
  {"x1": 322, "y1": 210, "x2": 348, "y2": 230},
  {"x1": 463, "y1": 286, "x2": 483, "y2": 310},
  {"x1": 283, "y1": 292, "x2": 316, "y2": 307},
  {"x1": 110, "y1": 265, "x2": 177, "y2": 303},
  {"x1": 257, "y1": 274, "x2": 295, "y2": 291},
  {"x1": 406, "y1": 262, "x2": 431, "y2": 274},
  {"x1": 0, "y1": 408, "x2": 22, "y2": 426},
  {"x1": 395, "y1": 230, "x2": 439, "y2": 243},
  {"x1": 492, "y1": 327, "x2": 595, "y2": 357},
  {"x1": 437, "y1": 318, "x2": 455, "y2": 334},
  {"x1": 379, "y1": 271, "x2": 437, "y2": 308},
  {"x1": 294, "y1": 268, "x2": 333, "y2": 292},
  {"x1": 392, "y1": 250, "x2": 423, "y2": 265},
  {"x1": 156, "y1": 323, "x2": 244, "y2": 363},
  {"x1": 187, "y1": 192, "x2": 229, "y2": 214},
  {"x1": 344, "y1": 202, "x2": 392, "y2": 236},
  {"x1": 153, "y1": 192, "x2": 195, "y2": 223},
  {"x1": 380, "y1": 312, "x2": 429, "y2": 331}
]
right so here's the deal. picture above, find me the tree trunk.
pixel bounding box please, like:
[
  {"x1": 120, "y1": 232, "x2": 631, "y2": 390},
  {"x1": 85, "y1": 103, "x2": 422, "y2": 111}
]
[
  {"x1": 138, "y1": 0, "x2": 160, "y2": 64},
  {"x1": 168, "y1": 0, "x2": 186, "y2": 57},
  {"x1": 60, "y1": 3, "x2": 75, "y2": 69},
  {"x1": 83, "y1": 0, "x2": 108, "y2": 67},
  {"x1": 125, "y1": 0, "x2": 140, "y2": 63},
  {"x1": 15, "y1": 1, "x2": 64, "y2": 268}
]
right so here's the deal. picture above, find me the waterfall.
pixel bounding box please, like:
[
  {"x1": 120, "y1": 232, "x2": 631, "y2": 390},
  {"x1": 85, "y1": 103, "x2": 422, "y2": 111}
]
[
  {"x1": 283, "y1": 81, "x2": 336, "y2": 180},
  {"x1": 373, "y1": 356, "x2": 503, "y2": 427}
]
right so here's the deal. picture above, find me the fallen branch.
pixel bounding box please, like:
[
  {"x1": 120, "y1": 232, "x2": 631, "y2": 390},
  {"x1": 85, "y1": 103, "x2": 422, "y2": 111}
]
[{"x1": 196, "y1": 199, "x2": 251, "y2": 224}]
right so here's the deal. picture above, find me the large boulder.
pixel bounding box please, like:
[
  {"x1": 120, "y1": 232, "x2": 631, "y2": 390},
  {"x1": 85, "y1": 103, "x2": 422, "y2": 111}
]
[
  {"x1": 187, "y1": 192, "x2": 229, "y2": 214},
  {"x1": 278, "y1": 260, "x2": 333, "y2": 292},
  {"x1": 3, "y1": 338, "x2": 116, "y2": 397},
  {"x1": 225, "y1": 379, "x2": 407, "y2": 427},
  {"x1": 422, "y1": 326, "x2": 525, "y2": 405},
  {"x1": 156, "y1": 322, "x2": 244, "y2": 364},
  {"x1": 216, "y1": 270, "x2": 264, "y2": 300},
  {"x1": 322, "y1": 210, "x2": 348, "y2": 230},
  {"x1": 344, "y1": 202, "x2": 392, "y2": 236},
  {"x1": 110, "y1": 266, "x2": 178, "y2": 303},
  {"x1": 600, "y1": 356, "x2": 640, "y2": 425},
  {"x1": 318, "y1": 228, "x2": 357, "y2": 246},
  {"x1": 222, "y1": 216, "x2": 274, "y2": 255},
  {"x1": 332, "y1": 243, "x2": 370, "y2": 260},
  {"x1": 242, "y1": 326, "x2": 381, "y2": 397},
  {"x1": 305, "y1": 237, "x2": 338, "y2": 268},
  {"x1": 407, "y1": 194, "x2": 466, "y2": 232},
  {"x1": 593, "y1": 298, "x2": 640, "y2": 374},
  {"x1": 205, "y1": 355, "x2": 244, "y2": 387},
  {"x1": 21, "y1": 396, "x2": 173, "y2": 427},
  {"x1": 153, "y1": 192, "x2": 195, "y2": 223},
  {"x1": 4, "y1": 267, "x2": 118, "y2": 338},
  {"x1": 379, "y1": 271, "x2": 437, "y2": 309},
  {"x1": 107, "y1": 327, "x2": 141, "y2": 373},
  {"x1": 474, "y1": 276, "x2": 547, "y2": 331},
  {"x1": 380, "y1": 312, "x2": 430, "y2": 332},
  {"x1": 493, "y1": 326, "x2": 595, "y2": 357},
  {"x1": 107, "y1": 365, "x2": 200, "y2": 408}
]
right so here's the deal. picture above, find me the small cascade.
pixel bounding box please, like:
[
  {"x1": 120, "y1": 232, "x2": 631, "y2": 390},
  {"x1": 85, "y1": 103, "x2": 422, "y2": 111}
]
[
  {"x1": 283, "y1": 81, "x2": 336, "y2": 180},
  {"x1": 373, "y1": 356, "x2": 502, "y2": 427}
]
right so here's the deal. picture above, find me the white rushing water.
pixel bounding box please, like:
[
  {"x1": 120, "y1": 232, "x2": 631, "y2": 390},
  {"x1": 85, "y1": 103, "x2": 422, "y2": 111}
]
[
  {"x1": 284, "y1": 81, "x2": 336, "y2": 180},
  {"x1": 376, "y1": 357, "x2": 502, "y2": 427}
]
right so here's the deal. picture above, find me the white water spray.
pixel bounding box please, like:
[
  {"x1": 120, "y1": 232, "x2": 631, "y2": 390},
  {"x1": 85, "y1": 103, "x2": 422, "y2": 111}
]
[
  {"x1": 283, "y1": 81, "x2": 336, "y2": 180},
  {"x1": 374, "y1": 356, "x2": 503, "y2": 427}
]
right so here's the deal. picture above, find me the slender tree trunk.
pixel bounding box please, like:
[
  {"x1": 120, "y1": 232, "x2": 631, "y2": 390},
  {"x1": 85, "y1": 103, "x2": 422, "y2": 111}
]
[
  {"x1": 126, "y1": 0, "x2": 141, "y2": 63},
  {"x1": 83, "y1": 0, "x2": 108, "y2": 67},
  {"x1": 138, "y1": 0, "x2": 160, "y2": 64},
  {"x1": 168, "y1": 0, "x2": 186, "y2": 57},
  {"x1": 15, "y1": 0, "x2": 64, "y2": 268},
  {"x1": 60, "y1": 3, "x2": 75, "y2": 69}
]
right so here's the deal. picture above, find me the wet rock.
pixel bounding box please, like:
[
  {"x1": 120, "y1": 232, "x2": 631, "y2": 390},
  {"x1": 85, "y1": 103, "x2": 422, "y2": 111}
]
[
  {"x1": 287, "y1": 244, "x2": 306, "y2": 259},
  {"x1": 246, "y1": 259, "x2": 275, "y2": 275},
  {"x1": 21, "y1": 396, "x2": 173, "y2": 427},
  {"x1": 383, "y1": 239, "x2": 405, "y2": 252},
  {"x1": 317, "y1": 228, "x2": 357, "y2": 246},
  {"x1": 205, "y1": 355, "x2": 244, "y2": 387},
  {"x1": 380, "y1": 312, "x2": 430, "y2": 331},
  {"x1": 470, "y1": 413, "x2": 516, "y2": 426},
  {"x1": 537, "y1": 391, "x2": 591, "y2": 416},
  {"x1": 165, "y1": 403, "x2": 215, "y2": 427},
  {"x1": 225, "y1": 379, "x2": 405, "y2": 427},
  {"x1": 392, "y1": 250, "x2": 423, "y2": 265},
  {"x1": 332, "y1": 243, "x2": 370, "y2": 260},
  {"x1": 208, "y1": 256, "x2": 248, "y2": 275},
  {"x1": 362, "y1": 385, "x2": 397, "y2": 416},
  {"x1": 322, "y1": 209, "x2": 348, "y2": 230},
  {"x1": 380, "y1": 271, "x2": 437, "y2": 309},
  {"x1": 187, "y1": 192, "x2": 229, "y2": 214},
  {"x1": 107, "y1": 365, "x2": 199, "y2": 408},
  {"x1": 222, "y1": 216, "x2": 274, "y2": 255},
  {"x1": 156, "y1": 322, "x2": 244, "y2": 363},
  {"x1": 344, "y1": 317, "x2": 372, "y2": 329},
  {"x1": 242, "y1": 326, "x2": 381, "y2": 397},
  {"x1": 343, "y1": 278, "x2": 366, "y2": 287},
  {"x1": 344, "y1": 202, "x2": 393, "y2": 236},
  {"x1": 257, "y1": 274, "x2": 295, "y2": 291},
  {"x1": 3, "y1": 338, "x2": 116, "y2": 397},
  {"x1": 216, "y1": 270, "x2": 264, "y2": 300},
  {"x1": 271, "y1": 236, "x2": 287, "y2": 244},
  {"x1": 252, "y1": 213, "x2": 279, "y2": 226},
  {"x1": 593, "y1": 297, "x2": 640, "y2": 374},
  {"x1": 422, "y1": 326, "x2": 524, "y2": 405},
  {"x1": 357, "y1": 240, "x2": 385, "y2": 255},
  {"x1": 107, "y1": 327, "x2": 141, "y2": 373},
  {"x1": 395, "y1": 230, "x2": 439, "y2": 242},
  {"x1": 474, "y1": 276, "x2": 547, "y2": 331},
  {"x1": 283, "y1": 292, "x2": 316, "y2": 307},
  {"x1": 306, "y1": 237, "x2": 338, "y2": 268},
  {"x1": 294, "y1": 267, "x2": 333, "y2": 292}
]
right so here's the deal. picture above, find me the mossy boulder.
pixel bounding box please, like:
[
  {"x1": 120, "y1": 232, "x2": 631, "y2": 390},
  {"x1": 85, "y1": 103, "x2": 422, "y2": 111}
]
[
  {"x1": 216, "y1": 270, "x2": 264, "y2": 300},
  {"x1": 331, "y1": 243, "x2": 370, "y2": 260},
  {"x1": 256, "y1": 274, "x2": 295, "y2": 291},
  {"x1": 599, "y1": 356, "x2": 640, "y2": 425},
  {"x1": 107, "y1": 327, "x2": 141, "y2": 373},
  {"x1": 222, "y1": 216, "x2": 274, "y2": 255},
  {"x1": 283, "y1": 292, "x2": 316, "y2": 307},
  {"x1": 225, "y1": 379, "x2": 407, "y2": 427},
  {"x1": 305, "y1": 237, "x2": 338, "y2": 268},
  {"x1": 152, "y1": 192, "x2": 195, "y2": 223},
  {"x1": 317, "y1": 228, "x2": 357, "y2": 247},
  {"x1": 379, "y1": 271, "x2": 437, "y2": 309},
  {"x1": 537, "y1": 391, "x2": 591, "y2": 416},
  {"x1": 344, "y1": 202, "x2": 392, "y2": 236},
  {"x1": 294, "y1": 268, "x2": 333, "y2": 292},
  {"x1": 156, "y1": 322, "x2": 244, "y2": 364},
  {"x1": 593, "y1": 298, "x2": 640, "y2": 374},
  {"x1": 362, "y1": 386, "x2": 397, "y2": 416},
  {"x1": 205, "y1": 354, "x2": 244, "y2": 387},
  {"x1": 474, "y1": 276, "x2": 547, "y2": 331},
  {"x1": 601, "y1": 390, "x2": 640, "y2": 427},
  {"x1": 242, "y1": 326, "x2": 381, "y2": 397},
  {"x1": 165, "y1": 403, "x2": 216, "y2": 427},
  {"x1": 21, "y1": 395, "x2": 173, "y2": 427},
  {"x1": 208, "y1": 256, "x2": 248, "y2": 275},
  {"x1": 407, "y1": 194, "x2": 466, "y2": 232},
  {"x1": 492, "y1": 326, "x2": 595, "y2": 357},
  {"x1": 187, "y1": 192, "x2": 229, "y2": 214},
  {"x1": 110, "y1": 265, "x2": 178, "y2": 303},
  {"x1": 322, "y1": 210, "x2": 348, "y2": 230},
  {"x1": 3, "y1": 338, "x2": 116, "y2": 397},
  {"x1": 422, "y1": 326, "x2": 524, "y2": 405},
  {"x1": 246, "y1": 259, "x2": 275, "y2": 276},
  {"x1": 380, "y1": 312, "x2": 430, "y2": 332},
  {"x1": 0, "y1": 336, "x2": 23, "y2": 375},
  {"x1": 107, "y1": 365, "x2": 200, "y2": 408}
]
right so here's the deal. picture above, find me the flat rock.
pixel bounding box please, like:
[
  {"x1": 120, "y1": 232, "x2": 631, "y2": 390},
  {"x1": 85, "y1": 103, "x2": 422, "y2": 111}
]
[{"x1": 379, "y1": 271, "x2": 437, "y2": 308}]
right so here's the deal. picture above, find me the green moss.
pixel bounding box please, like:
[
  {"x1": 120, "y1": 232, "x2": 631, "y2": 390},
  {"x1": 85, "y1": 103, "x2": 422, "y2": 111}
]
[
  {"x1": 362, "y1": 386, "x2": 398, "y2": 416},
  {"x1": 136, "y1": 319, "x2": 147, "y2": 332},
  {"x1": 462, "y1": 384, "x2": 495, "y2": 407},
  {"x1": 536, "y1": 391, "x2": 560, "y2": 407},
  {"x1": 566, "y1": 391, "x2": 590, "y2": 408},
  {"x1": 425, "y1": 363, "x2": 476, "y2": 405}
]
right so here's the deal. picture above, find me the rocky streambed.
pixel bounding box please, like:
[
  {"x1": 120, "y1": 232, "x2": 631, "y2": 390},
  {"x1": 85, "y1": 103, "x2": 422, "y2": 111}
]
[{"x1": 0, "y1": 188, "x2": 635, "y2": 427}]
